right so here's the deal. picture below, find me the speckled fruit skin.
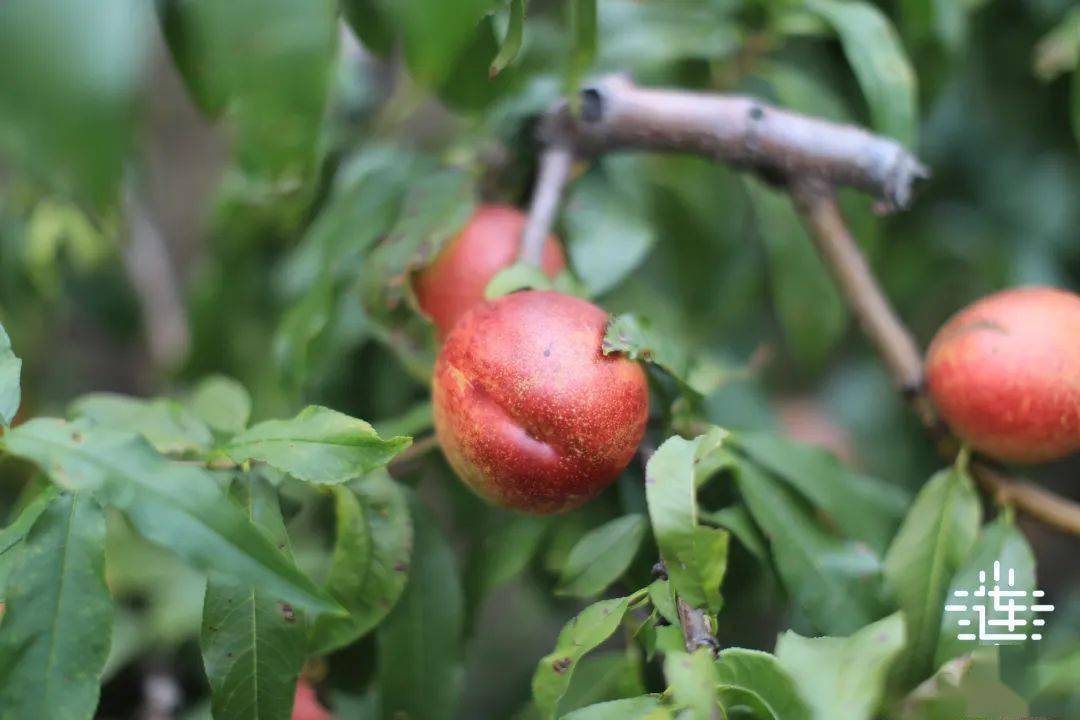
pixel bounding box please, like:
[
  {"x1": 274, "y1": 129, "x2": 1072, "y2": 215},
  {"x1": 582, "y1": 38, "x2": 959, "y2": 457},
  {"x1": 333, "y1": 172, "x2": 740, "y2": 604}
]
[
  {"x1": 292, "y1": 679, "x2": 332, "y2": 720},
  {"x1": 432, "y1": 290, "x2": 649, "y2": 514},
  {"x1": 926, "y1": 286, "x2": 1080, "y2": 463},
  {"x1": 413, "y1": 204, "x2": 566, "y2": 339}
]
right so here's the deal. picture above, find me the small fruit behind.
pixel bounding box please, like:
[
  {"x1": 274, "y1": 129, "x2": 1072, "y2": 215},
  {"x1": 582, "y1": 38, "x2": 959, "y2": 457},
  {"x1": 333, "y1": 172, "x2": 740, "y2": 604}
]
[
  {"x1": 433, "y1": 290, "x2": 649, "y2": 514},
  {"x1": 926, "y1": 286, "x2": 1080, "y2": 463},
  {"x1": 291, "y1": 679, "x2": 332, "y2": 720},
  {"x1": 413, "y1": 204, "x2": 566, "y2": 339}
]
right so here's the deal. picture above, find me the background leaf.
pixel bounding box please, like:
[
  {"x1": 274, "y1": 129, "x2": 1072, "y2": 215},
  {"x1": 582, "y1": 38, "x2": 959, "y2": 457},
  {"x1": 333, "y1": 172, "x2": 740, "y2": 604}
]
[
  {"x1": 377, "y1": 493, "x2": 464, "y2": 720},
  {"x1": 776, "y1": 612, "x2": 906, "y2": 720},
  {"x1": 0, "y1": 321, "x2": 21, "y2": 426},
  {"x1": 0, "y1": 0, "x2": 148, "y2": 205},
  {"x1": 556, "y1": 514, "x2": 647, "y2": 598},
  {"x1": 201, "y1": 475, "x2": 306, "y2": 720},
  {"x1": 490, "y1": 0, "x2": 526, "y2": 77},
  {"x1": 561, "y1": 696, "x2": 665, "y2": 720},
  {"x1": 734, "y1": 459, "x2": 886, "y2": 635},
  {"x1": 733, "y1": 431, "x2": 907, "y2": 554},
  {"x1": 224, "y1": 405, "x2": 410, "y2": 485},
  {"x1": 158, "y1": 0, "x2": 337, "y2": 181},
  {"x1": 805, "y1": 0, "x2": 919, "y2": 147},
  {"x1": 564, "y1": 160, "x2": 656, "y2": 297},
  {"x1": 2, "y1": 418, "x2": 340, "y2": 614},
  {"x1": 70, "y1": 393, "x2": 214, "y2": 455},
  {"x1": 0, "y1": 494, "x2": 112, "y2": 720},
  {"x1": 745, "y1": 178, "x2": 846, "y2": 370},
  {"x1": 884, "y1": 466, "x2": 981, "y2": 690},
  {"x1": 185, "y1": 375, "x2": 252, "y2": 436}
]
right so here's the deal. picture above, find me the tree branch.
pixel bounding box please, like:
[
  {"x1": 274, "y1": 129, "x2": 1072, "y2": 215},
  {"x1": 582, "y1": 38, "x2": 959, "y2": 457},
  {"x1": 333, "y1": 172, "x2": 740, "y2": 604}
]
[
  {"x1": 790, "y1": 182, "x2": 1080, "y2": 537},
  {"x1": 522, "y1": 75, "x2": 1079, "y2": 537},
  {"x1": 519, "y1": 142, "x2": 574, "y2": 267}
]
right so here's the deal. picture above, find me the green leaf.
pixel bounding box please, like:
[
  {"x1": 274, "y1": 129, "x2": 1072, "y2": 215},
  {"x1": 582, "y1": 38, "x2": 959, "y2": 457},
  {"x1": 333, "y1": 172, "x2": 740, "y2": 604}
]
[
  {"x1": 466, "y1": 515, "x2": 549, "y2": 610},
  {"x1": 185, "y1": 375, "x2": 252, "y2": 435},
  {"x1": 158, "y1": 0, "x2": 338, "y2": 181},
  {"x1": 700, "y1": 505, "x2": 769, "y2": 566},
  {"x1": 0, "y1": 321, "x2": 21, "y2": 426},
  {"x1": 597, "y1": 0, "x2": 738, "y2": 69},
  {"x1": 224, "y1": 406, "x2": 411, "y2": 485},
  {"x1": 490, "y1": 0, "x2": 526, "y2": 77},
  {"x1": 734, "y1": 459, "x2": 885, "y2": 635},
  {"x1": 898, "y1": 647, "x2": 1027, "y2": 720},
  {"x1": 664, "y1": 649, "x2": 718, "y2": 720},
  {"x1": 604, "y1": 315, "x2": 730, "y2": 398},
  {"x1": 341, "y1": 0, "x2": 395, "y2": 56},
  {"x1": 0, "y1": 494, "x2": 112, "y2": 719},
  {"x1": 745, "y1": 178, "x2": 846, "y2": 370},
  {"x1": 0, "y1": 486, "x2": 58, "y2": 597},
  {"x1": 1, "y1": 418, "x2": 341, "y2": 615},
  {"x1": 733, "y1": 431, "x2": 908, "y2": 554},
  {"x1": 557, "y1": 649, "x2": 647, "y2": 716},
  {"x1": 934, "y1": 513, "x2": 1035, "y2": 668},
  {"x1": 309, "y1": 473, "x2": 413, "y2": 655},
  {"x1": 70, "y1": 393, "x2": 214, "y2": 455},
  {"x1": 1032, "y1": 7, "x2": 1080, "y2": 82},
  {"x1": 564, "y1": 163, "x2": 656, "y2": 297},
  {"x1": 884, "y1": 465, "x2": 981, "y2": 690},
  {"x1": 486, "y1": 261, "x2": 557, "y2": 300},
  {"x1": 377, "y1": 494, "x2": 464, "y2": 720},
  {"x1": 776, "y1": 612, "x2": 906, "y2": 720},
  {"x1": 567, "y1": 0, "x2": 598, "y2": 95},
  {"x1": 561, "y1": 696, "x2": 665, "y2": 720},
  {"x1": 645, "y1": 431, "x2": 732, "y2": 613},
  {"x1": 1073, "y1": 68, "x2": 1080, "y2": 150},
  {"x1": 805, "y1": 0, "x2": 919, "y2": 148},
  {"x1": 714, "y1": 648, "x2": 811, "y2": 720},
  {"x1": 201, "y1": 476, "x2": 306, "y2": 720},
  {"x1": 647, "y1": 579, "x2": 679, "y2": 626},
  {"x1": 0, "y1": 0, "x2": 148, "y2": 206},
  {"x1": 532, "y1": 596, "x2": 632, "y2": 720},
  {"x1": 556, "y1": 514, "x2": 647, "y2": 598},
  {"x1": 388, "y1": 0, "x2": 494, "y2": 87}
]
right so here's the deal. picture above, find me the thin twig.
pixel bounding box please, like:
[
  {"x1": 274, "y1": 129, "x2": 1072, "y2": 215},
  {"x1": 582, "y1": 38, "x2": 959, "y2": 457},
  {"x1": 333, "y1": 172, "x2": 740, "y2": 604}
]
[
  {"x1": 676, "y1": 597, "x2": 719, "y2": 655},
  {"x1": 791, "y1": 183, "x2": 1080, "y2": 537},
  {"x1": 387, "y1": 433, "x2": 439, "y2": 477},
  {"x1": 519, "y1": 142, "x2": 574, "y2": 267}
]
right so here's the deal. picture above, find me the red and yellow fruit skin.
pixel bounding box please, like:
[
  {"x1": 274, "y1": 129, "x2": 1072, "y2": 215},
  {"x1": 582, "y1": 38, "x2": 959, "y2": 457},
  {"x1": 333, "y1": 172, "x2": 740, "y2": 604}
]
[
  {"x1": 926, "y1": 286, "x2": 1080, "y2": 463},
  {"x1": 413, "y1": 204, "x2": 566, "y2": 339},
  {"x1": 432, "y1": 290, "x2": 649, "y2": 514}
]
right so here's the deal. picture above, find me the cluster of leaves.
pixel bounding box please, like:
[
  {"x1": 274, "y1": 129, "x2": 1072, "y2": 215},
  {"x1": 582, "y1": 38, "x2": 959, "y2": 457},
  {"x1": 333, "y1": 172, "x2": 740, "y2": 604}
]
[{"x1": 0, "y1": 334, "x2": 417, "y2": 717}]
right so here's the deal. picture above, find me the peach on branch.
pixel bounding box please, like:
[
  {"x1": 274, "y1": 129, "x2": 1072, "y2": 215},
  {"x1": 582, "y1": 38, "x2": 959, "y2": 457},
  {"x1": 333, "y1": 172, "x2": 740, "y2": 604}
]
[
  {"x1": 926, "y1": 286, "x2": 1080, "y2": 463},
  {"x1": 432, "y1": 290, "x2": 649, "y2": 513}
]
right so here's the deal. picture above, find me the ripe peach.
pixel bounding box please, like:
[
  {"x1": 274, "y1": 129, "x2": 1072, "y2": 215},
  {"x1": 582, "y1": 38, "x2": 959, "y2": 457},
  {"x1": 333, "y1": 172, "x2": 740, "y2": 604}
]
[
  {"x1": 413, "y1": 204, "x2": 566, "y2": 339},
  {"x1": 432, "y1": 290, "x2": 649, "y2": 513},
  {"x1": 292, "y1": 679, "x2": 332, "y2": 720},
  {"x1": 926, "y1": 286, "x2": 1080, "y2": 463}
]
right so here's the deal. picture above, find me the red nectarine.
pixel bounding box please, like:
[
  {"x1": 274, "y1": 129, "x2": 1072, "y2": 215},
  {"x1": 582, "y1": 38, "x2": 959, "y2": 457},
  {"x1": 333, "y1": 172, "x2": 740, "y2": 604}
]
[
  {"x1": 432, "y1": 290, "x2": 649, "y2": 513},
  {"x1": 926, "y1": 286, "x2": 1080, "y2": 463},
  {"x1": 413, "y1": 204, "x2": 566, "y2": 339}
]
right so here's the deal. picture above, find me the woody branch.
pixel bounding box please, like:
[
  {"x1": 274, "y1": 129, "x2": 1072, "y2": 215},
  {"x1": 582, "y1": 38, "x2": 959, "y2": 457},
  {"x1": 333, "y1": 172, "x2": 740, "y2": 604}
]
[{"x1": 521, "y1": 73, "x2": 1080, "y2": 651}]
